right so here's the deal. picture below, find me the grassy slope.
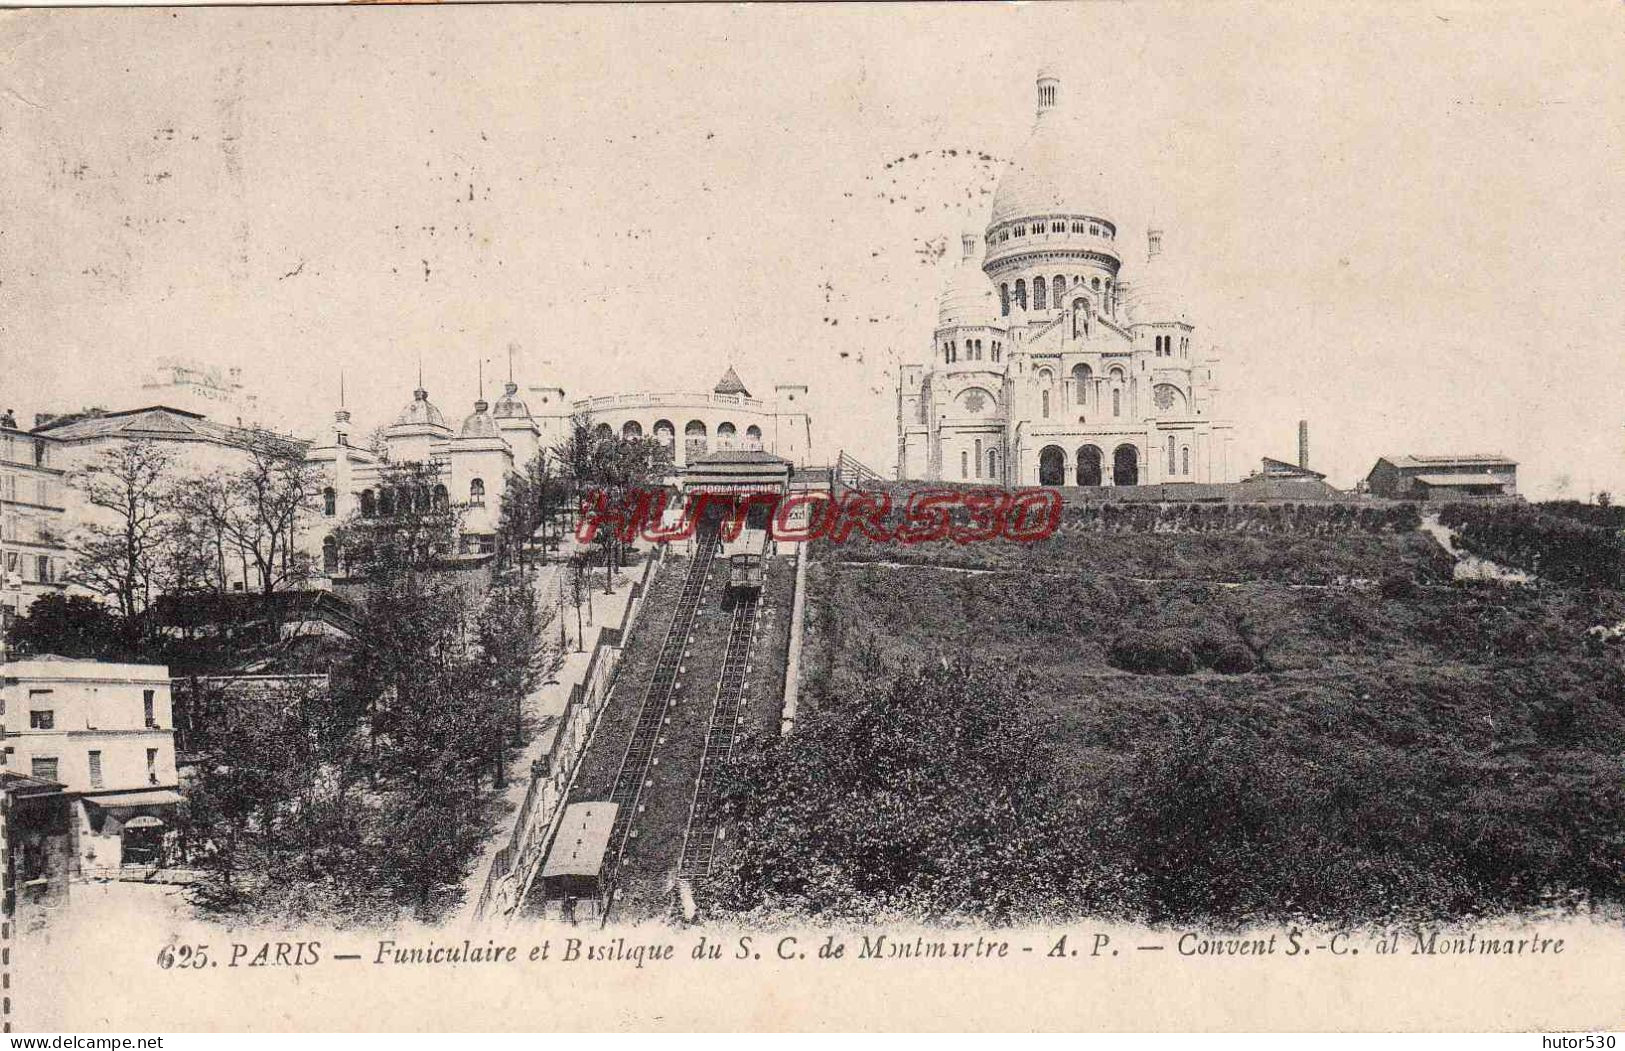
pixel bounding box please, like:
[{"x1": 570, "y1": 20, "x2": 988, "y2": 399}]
[{"x1": 764, "y1": 518, "x2": 1625, "y2": 921}]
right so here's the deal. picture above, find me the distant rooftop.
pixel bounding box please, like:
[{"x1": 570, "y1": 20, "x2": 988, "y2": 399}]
[{"x1": 1382, "y1": 453, "x2": 1517, "y2": 469}]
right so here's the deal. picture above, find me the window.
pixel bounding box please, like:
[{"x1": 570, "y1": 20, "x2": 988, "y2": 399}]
[
  {"x1": 1090, "y1": 225, "x2": 1100, "y2": 236},
  {"x1": 999, "y1": 283, "x2": 1010, "y2": 316},
  {"x1": 89, "y1": 750, "x2": 104, "y2": 789},
  {"x1": 1092, "y1": 276, "x2": 1101, "y2": 291},
  {"x1": 360, "y1": 489, "x2": 376, "y2": 517},
  {"x1": 144, "y1": 689, "x2": 156, "y2": 728},
  {"x1": 469, "y1": 478, "x2": 485, "y2": 505},
  {"x1": 1034, "y1": 276, "x2": 1047, "y2": 310},
  {"x1": 31, "y1": 757, "x2": 57, "y2": 781},
  {"x1": 1168, "y1": 435, "x2": 1177, "y2": 475},
  {"x1": 991, "y1": 341, "x2": 1002, "y2": 362},
  {"x1": 147, "y1": 748, "x2": 159, "y2": 785},
  {"x1": 37, "y1": 554, "x2": 51, "y2": 582},
  {"x1": 432, "y1": 484, "x2": 449, "y2": 510},
  {"x1": 1182, "y1": 447, "x2": 1191, "y2": 475},
  {"x1": 974, "y1": 439, "x2": 983, "y2": 478},
  {"x1": 988, "y1": 449, "x2": 998, "y2": 479},
  {"x1": 961, "y1": 451, "x2": 969, "y2": 479},
  {"x1": 33, "y1": 439, "x2": 46, "y2": 467},
  {"x1": 29, "y1": 709, "x2": 53, "y2": 730},
  {"x1": 323, "y1": 487, "x2": 336, "y2": 516},
  {"x1": 1113, "y1": 389, "x2": 1121, "y2": 417},
  {"x1": 1041, "y1": 390, "x2": 1051, "y2": 418},
  {"x1": 1052, "y1": 221, "x2": 1064, "y2": 233},
  {"x1": 1014, "y1": 279, "x2": 1027, "y2": 310}
]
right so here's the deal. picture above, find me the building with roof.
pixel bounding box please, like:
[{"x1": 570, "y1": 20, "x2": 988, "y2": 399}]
[
  {"x1": 138, "y1": 357, "x2": 262, "y2": 428},
  {"x1": 1365, "y1": 454, "x2": 1518, "y2": 501},
  {"x1": 0, "y1": 424, "x2": 68, "y2": 619},
  {"x1": 304, "y1": 367, "x2": 812, "y2": 576},
  {"x1": 30, "y1": 405, "x2": 309, "y2": 596},
  {"x1": 1, "y1": 657, "x2": 183, "y2": 873},
  {"x1": 898, "y1": 71, "x2": 1235, "y2": 488}
]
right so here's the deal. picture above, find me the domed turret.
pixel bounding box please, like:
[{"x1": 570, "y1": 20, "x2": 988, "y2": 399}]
[
  {"x1": 987, "y1": 73, "x2": 1116, "y2": 230},
  {"x1": 492, "y1": 381, "x2": 530, "y2": 419},
  {"x1": 938, "y1": 232, "x2": 997, "y2": 327},
  {"x1": 1125, "y1": 228, "x2": 1189, "y2": 325},
  {"x1": 393, "y1": 386, "x2": 448, "y2": 430},
  {"x1": 459, "y1": 398, "x2": 498, "y2": 439}
]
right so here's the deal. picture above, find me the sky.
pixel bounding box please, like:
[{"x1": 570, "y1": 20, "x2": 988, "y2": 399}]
[{"x1": 2, "y1": 3, "x2": 1623, "y2": 497}]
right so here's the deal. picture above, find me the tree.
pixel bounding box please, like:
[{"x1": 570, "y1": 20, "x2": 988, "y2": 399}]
[
  {"x1": 178, "y1": 433, "x2": 321, "y2": 622},
  {"x1": 495, "y1": 450, "x2": 569, "y2": 569},
  {"x1": 67, "y1": 438, "x2": 177, "y2": 623},
  {"x1": 4, "y1": 593, "x2": 124, "y2": 659},
  {"x1": 335, "y1": 461, "x2": 494, "y2": 917}
]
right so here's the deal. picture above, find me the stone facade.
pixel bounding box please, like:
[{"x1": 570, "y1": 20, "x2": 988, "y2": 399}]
[{"x1": 898, "y1": 71, "x2": 1235, "y2": 488}]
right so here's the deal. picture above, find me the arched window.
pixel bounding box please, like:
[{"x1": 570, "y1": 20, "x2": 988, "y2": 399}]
[
  {"x1": 745, "y1": 424, "x2": 763, "y2": 448},
  {"x1": 360, "y1": 489, "x2": 376, "y2": 517},
  {"x1": 1168, "y1": 435, "x2": 1177, "y2": 475},
  {"x1": 432, "y1": 484, "x2": 448, "y2": 510},
  {"x1": 988, "y1": 449, "x2": 998, "y2": 479},
  {"x1": 1014, "y1": 279, "x2": 1027, "y2": 310},
  {"x1": 1000, "y1": 283, "x2": 1010, "y2": 317},
  {"x1": 322, "y1": 487, "x2": 336, "y2": 517},
  {"x1": 1042, "y1": 389, "x2": 1051, "y2": 418},
  {"x1": 1182, "y1": 446, "x2": 1190, "y2": 475},
  {"x1": 593, "y1": 422, "x2": 613, "y2": 442},
  {"x1": 685, "y1": 419, "x2": 708, "y2": 459},
  {"x1": 992, "y1": 341, "x2": 1002, "y2": 362},
  {"x1": 654, "y1": 419, "x2": 676, "y2": 446},
  {"x1": 1112, "y1": 388, "x2": 1121, "y2": 417},
  {"x1": 622, "y1": 420, "x2": 643, "y2": 439},
  {"x1": 1038, "y1": 445, "x2": 1066, "y2": 486},
  {"x1": 944, "y1": 343, "x2": 952, "y2": 364},
  {"x1": 961, "y1": 450, "x2": 969, "y2": 479},
  {"x1": 469, "y1": 478, "x2": 485, "y2": 505},
  {"x1": 717, "y1": 422, "x2": 737, "y2": 449},
  {"x1": 1113, "y1": 444, "x2": 1139, "y2": 486},
  {"x1": 1034, "y1": 276, "x2": 1047, "y2": 310},
  {"x1": 1072, "y1": 363, "x2": 1092, "y2": 405},
  {"x1": 1054, "y1": 274, "x2": 1066, "y2": 301},
  {"x1": 1092, "y1": 276, "x2": 1101, "y2": 291},
  {"x1": 974, "y1": 439, "x2": 983, "y2": 478},
  {"x1": 322, "y1": 535, "x2": 338, "y2": 574},
  {"x1": 1076, "y1": 445, "x2": 1103, "y2": 486}
]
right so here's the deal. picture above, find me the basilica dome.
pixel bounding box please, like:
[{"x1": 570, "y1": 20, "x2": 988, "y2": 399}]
[
  {"x1": 938, "y1": 233, "x2": 997, "y2": 327},
  {"x1": 988, "y1": 74, "x2": 1115, "y2": 229}
]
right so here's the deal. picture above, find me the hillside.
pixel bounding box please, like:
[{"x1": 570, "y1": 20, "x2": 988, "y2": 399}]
[{"x1": 702, "y1": 501, "x2": 1625, "y2": 926}]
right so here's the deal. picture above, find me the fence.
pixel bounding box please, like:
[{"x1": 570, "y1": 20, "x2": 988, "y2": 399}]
[{"x1": 472, "y1": 546, "x2": 666, "y2": 922}]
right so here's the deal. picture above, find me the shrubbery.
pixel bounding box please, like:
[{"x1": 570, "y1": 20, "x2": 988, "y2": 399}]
[{"x1": 1440, "y1": 501, "x2": 1625, "y2": 588}]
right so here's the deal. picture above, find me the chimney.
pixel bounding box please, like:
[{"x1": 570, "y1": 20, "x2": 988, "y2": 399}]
[{"x1": 1298, "y1": 419, "x2": 1310, "y2": 470}]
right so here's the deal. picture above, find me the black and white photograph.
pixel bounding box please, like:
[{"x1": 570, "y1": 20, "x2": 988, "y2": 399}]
[{"x1": 1, "y1": 0, "x2": 1623, "y2": 1035}]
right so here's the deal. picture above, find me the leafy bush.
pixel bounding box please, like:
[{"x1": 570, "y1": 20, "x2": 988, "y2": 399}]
[{"x1": 1109, "y1": 629, "x2": 1199, "y2": 675}]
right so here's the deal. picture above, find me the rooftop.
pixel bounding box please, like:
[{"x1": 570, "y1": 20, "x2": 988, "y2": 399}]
[
  {"x1": 1382, "y1": 454, "x2": 1517, "y2": 470},
  {"x1": 540, "y1": 802, "x2": 618, "y2": 879}
]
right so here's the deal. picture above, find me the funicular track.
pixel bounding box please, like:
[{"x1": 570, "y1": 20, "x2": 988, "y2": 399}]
[
  {"x1": 677, "y1": 585, "x2": 762, "y2": 879},
  {"x1": 603, "y1": 529, "x2": 720, "y2": 881}
]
